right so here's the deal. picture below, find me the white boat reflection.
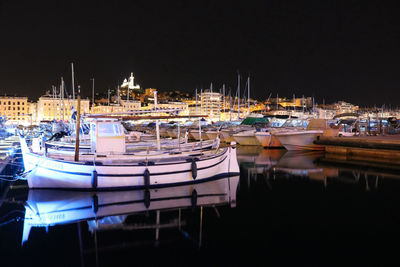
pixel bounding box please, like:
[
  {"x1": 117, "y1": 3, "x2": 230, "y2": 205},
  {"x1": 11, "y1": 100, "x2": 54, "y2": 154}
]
[
  {"x1": 237, "y1": 146, "x2": 286, "y2": 173},
  {"x1": 273, "y1": 151, "x2": 339, "y2": 182},
  {"x1": 22, "y1": 175, "x2": 239, "y2": 245}
]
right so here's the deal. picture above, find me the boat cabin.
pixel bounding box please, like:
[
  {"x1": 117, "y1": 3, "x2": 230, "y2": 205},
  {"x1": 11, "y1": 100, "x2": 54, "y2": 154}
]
[{"x1": 90, "y1": 119, "x2": 126, "y2": 154}]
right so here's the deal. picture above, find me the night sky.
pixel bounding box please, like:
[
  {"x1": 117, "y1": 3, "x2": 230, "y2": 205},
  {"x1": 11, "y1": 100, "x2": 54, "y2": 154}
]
[{"x1": 1, "y1": 0, "x2": 399, "y2": 106}]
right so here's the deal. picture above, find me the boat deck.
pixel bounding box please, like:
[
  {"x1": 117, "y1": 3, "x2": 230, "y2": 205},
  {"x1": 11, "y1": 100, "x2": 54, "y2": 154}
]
[{"x1": 36, "y1": 147, "x2": 225, "y2": 165}]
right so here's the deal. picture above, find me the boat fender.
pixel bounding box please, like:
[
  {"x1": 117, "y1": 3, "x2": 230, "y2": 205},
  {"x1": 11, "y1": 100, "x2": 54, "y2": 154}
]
[
  {"x1": 191, "y1": 189, "x2": 198, "y2": 208},
  {"x1": 144, "y1": 168, "x2": 150, "y2": 188},
  {"x1": 230, "y1": 141, "x2": 237, "y2": 149},
  {"x1": 144, "y1": 189, "x2": 151, "y2": 209},
  {"x1": 92, "y1": 194, "x2": 99, "y2": 213},
  {"x1": 191, "y1": 160, "x2": 197, "y2": 179},
  {"x1": 91, "y1": 170, "x2": 98, "y2": 189}
]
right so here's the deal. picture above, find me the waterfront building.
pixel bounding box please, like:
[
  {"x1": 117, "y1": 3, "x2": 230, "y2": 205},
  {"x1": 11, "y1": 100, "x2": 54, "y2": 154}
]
[
  {"x1": 121, "y1": 100, "x2": 141, "y2": 111},
  {"x1": 0, "y1": 96, "x2": 30, "y2": 125},
  {"x1": 317, "y1": 108, "x2": 336, "y2": 119},
  {"x1": 201, "y1": 90, "x2": 222, "y2": 122},
  {"x1": 146, "y1": 101, "x2": 189, "y2": 116},
  {"x1": 333, "y1": 101, "x2": 359, "y2": 115},
  {"x1": 37, "y1": 94, "x2": 90, "y2": 122},
  {"x1": 28, "y1": 102, "x2": 37, "y2": 124},
  {"x1": 91, "y1": 104, "x2": 125, "y2": 114}
]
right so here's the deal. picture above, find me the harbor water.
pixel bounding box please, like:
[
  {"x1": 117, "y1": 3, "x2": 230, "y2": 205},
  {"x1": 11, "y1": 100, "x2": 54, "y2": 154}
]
[{"x1": 1, "y1": 145, "x2": 400, "y2": 266}]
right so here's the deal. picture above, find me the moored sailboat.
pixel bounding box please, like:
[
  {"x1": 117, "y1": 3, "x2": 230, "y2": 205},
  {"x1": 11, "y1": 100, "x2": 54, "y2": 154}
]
[{"x1": 19, "y1": 119, "x2": 240, "y2": 189}]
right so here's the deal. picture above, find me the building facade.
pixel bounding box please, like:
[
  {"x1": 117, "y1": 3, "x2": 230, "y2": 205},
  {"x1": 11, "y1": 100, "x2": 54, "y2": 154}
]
[
  {"x1": 146, "y1": 102, "x2": 189, "y2": 116},
  {"x1": 37, "y1": 95, "x2": 90, "y2": 122},
  {"x1": 201, "y1": 90, "x2": 222, "y2": 122},
  {"x1": 0, "y1": 96, "x2": 30, "y2": 125}
]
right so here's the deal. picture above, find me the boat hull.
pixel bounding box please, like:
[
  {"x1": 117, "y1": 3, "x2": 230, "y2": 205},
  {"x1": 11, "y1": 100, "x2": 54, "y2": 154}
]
[
  {"x1": 274, "y1": 131, "x2": 324, "y2": 151},
  {"x1": 220, "y1": 130, "x2": 235, "y2": 143},
  {"x1": 255, "y1": 132, "x2": 283, "y2": 148},
  {"x1": 233, "y1": 131, "x2": 260, "y2": 146},
  {"x1": 20, "y1": 138, "x2": 239, "y2": 190}
]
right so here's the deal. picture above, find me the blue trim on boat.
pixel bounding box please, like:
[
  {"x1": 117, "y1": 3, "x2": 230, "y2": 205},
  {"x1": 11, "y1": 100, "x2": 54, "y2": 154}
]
[
  {"x1": 36, "y1": 156, "x2": 227, "y2": 177},
  {"x1": 28, "y1": 193, "x2": 228, "y2": 216},
  {"x1": 28, "y1": 173, "x2": 240, "y2": 191}
]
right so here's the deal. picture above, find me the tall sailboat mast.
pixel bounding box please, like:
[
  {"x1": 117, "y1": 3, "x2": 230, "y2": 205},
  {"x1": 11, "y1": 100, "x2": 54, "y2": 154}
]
[
  {"x1": 61, "y1": 77, "x2": 65, "y2": 120},
  {"x1": 52, "y1": 85, "x2": 56, "y2": 120},
  {"x1": 91, "y1": 78, "x2": 95, "y2": 108},
  {"x1": 210, "y1": 83, "x2": 213, "y2": 122},
  {"x1": 223, "y1": 84, "x2": 226, "y2": 121},
  {"x1": 195, "y1": 88, "x2": 198, "y2": 115},
  {"x1": 237, "y1": 73, "x2": 240, "y2": 120},
  {"x1": 229, "y1": 88, "x2": 232, "y2": 121},
  {"x1": 153, "y1": 91, "x2": 161, "y2": 150},
  {"x1": 71, "y1": 63, "x2": 75, "y2": 104},
  {"x1": 247, "y1": 76, "x2": 250, "y2": 115},
  {"x1": 59, "y1": 81, "x2": 62, "y2": 120}
]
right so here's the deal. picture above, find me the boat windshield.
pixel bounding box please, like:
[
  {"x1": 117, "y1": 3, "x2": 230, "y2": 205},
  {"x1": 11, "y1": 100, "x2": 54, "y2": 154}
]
[
  {"x1": 98, "y1": 123, "x2": 123, "y2": 137},
  {"x1": 281, "y1": 119, "x2": 309, "y2": 128}
]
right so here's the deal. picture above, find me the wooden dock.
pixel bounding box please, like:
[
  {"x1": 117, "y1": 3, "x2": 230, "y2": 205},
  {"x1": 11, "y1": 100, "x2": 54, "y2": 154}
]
[{"x1": 314, "y1": 135, "x2": 400, "y2": 160}]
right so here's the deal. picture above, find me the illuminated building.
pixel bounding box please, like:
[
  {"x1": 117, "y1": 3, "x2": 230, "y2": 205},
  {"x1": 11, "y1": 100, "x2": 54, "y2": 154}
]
[
  {"x1": 0, "y1": 96, "x2": 30, "y2": 125},
  {"x1": 37, "y1": 94, "x2": 90, "y2": 122},
  {"x1": 120, "y1": 73, "x2": 141, "y2": 97},
  {"x1": 201, "y1": 90, "x2": 221, "y2": 122}
]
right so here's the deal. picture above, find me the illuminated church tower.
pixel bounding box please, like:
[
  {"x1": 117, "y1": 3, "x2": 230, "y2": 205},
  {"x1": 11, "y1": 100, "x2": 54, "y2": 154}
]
[{"x1": 120, "y1": 73, "x2": 141, "y2": 98}]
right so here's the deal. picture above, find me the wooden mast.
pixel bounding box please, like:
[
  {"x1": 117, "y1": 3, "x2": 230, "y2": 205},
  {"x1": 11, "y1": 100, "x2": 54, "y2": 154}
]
[{"x1": 74, "y1": 88, "x2": 81, "y2": 162}]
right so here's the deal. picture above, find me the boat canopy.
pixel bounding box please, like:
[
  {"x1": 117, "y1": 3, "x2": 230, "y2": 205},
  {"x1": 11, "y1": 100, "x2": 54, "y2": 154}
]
[{"x1": 240, "y1": 117, "x2": 269, "y2": 125}]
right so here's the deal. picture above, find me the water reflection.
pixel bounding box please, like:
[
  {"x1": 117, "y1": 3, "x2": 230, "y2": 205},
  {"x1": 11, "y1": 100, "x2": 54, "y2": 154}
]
[
  {"x1": 3, "y1": 147, "x2": 400, "y2": 266},
  {"x1": 236, "y1": 146, "x2": 286, "y2": 173},
  {"x1": 22, "y1": 176, "x2": 239, "y2": 246},
  {"x1": 237, "y1": 145, "x2": 400, "y2": 190}
]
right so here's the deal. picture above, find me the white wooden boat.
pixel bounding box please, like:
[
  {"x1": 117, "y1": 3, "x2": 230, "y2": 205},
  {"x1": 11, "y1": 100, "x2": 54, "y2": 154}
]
[
  {"x1": 273, "y1": 130, "x2": 324, "y2": 151},
  {"x1": 22, "y1": 175, "x2": 239, "y2": 244},
  {"x1": 188, "y1": 129, "x2": 207, "y2": 141},
  {"x1": 232, "y1": 129, "x2": 261, "y2": 146},
  {"x1": 254, "y1": 131, "x2": 284, "y2": 148},
  {"x1": 20, "y1": 120, "x2": 239, "y2": 189},
  {"x1": 273, "y1": 119, "x2": 339, "y2": 151}
]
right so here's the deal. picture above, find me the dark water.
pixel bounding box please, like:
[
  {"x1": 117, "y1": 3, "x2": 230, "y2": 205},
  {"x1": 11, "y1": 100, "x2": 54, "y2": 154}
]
[{"x1": 2, "y1": 146, "x2": 400, "y2": 266}]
